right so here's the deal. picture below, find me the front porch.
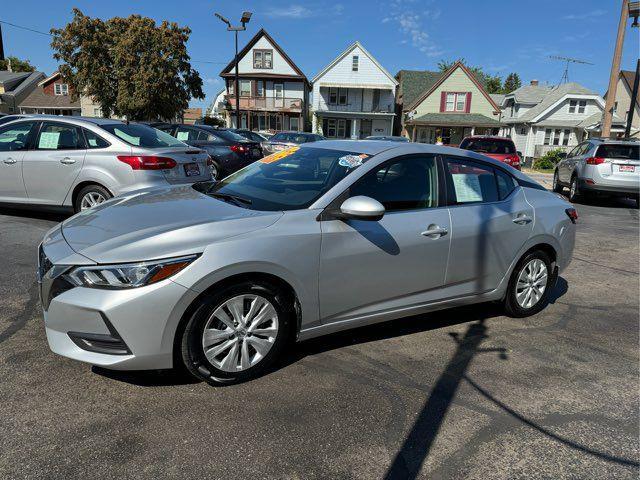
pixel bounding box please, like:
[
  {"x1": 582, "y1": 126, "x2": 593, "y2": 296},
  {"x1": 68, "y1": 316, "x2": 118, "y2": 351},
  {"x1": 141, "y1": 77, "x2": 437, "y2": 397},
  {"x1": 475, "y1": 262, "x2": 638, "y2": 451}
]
[
  {"x1": 315, "y1": 111, "x2": 394, "y2": 139},
  {"x1": 227, "y1": 110, "x2": 303, "y2": 132},
  {"x1": 405, "y1": 113, "x2": 504, "y2": 146}
]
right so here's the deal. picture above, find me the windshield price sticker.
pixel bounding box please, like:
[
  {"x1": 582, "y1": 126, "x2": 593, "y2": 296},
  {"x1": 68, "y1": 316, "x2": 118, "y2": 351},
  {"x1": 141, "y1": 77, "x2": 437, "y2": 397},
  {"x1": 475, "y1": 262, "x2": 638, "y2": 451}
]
[
  {"x1": 338, "y1": 153, "x2": 369, "y2": 169},
  {"x1": 260, "y1": 146, "x2": 300, "y2": 164}
]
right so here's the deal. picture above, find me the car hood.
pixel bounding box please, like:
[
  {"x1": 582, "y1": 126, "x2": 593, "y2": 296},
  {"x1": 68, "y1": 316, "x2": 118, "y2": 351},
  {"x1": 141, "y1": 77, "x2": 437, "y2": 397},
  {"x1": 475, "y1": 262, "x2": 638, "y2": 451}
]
[{"x1": 61, "y1": 185, "x2": 283, "y2": 263}]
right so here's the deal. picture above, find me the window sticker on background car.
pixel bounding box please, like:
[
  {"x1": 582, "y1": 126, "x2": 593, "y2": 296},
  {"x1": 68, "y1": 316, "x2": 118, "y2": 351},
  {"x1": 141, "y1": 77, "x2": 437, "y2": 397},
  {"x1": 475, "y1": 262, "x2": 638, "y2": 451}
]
[
  {"x1": 177, "y1": 131, "x2": 190, "y2": 141},
  {"x1": 38, "y1": 132, "x2": 60, "y2": 149},
  {"x1": 451, "y1": 173, "x2": 483, "y2": 202},
  {"x1": 260, "y1": 146, "x2": 300, "y2": 164},
  {"x1": 338, "y1": 153, "x2": 369, "y2": 169}
]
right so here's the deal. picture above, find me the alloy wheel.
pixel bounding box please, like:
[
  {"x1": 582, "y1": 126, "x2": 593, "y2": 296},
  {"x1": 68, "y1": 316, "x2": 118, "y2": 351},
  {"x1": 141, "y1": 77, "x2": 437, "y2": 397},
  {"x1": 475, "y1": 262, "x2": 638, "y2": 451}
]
[
  {"x1": 201, "y1": 294, "x2": 279, "y2": 372},
  {"x1": 80, "y1": 192, "x2": 107, "y2": 210},
  {"x1": 209, "y1": 163, "x2": 218, "y2": 180},
  {"x1": 515, "y1": 259, "x2": 548, "y2": 309}
]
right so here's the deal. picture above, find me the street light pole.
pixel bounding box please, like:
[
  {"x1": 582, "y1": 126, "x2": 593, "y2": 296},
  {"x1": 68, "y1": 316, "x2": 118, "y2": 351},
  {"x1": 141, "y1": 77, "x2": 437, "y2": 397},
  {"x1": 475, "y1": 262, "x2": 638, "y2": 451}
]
[{"x1": 215, "y1": 11, "x2": 252, "y2": 129}]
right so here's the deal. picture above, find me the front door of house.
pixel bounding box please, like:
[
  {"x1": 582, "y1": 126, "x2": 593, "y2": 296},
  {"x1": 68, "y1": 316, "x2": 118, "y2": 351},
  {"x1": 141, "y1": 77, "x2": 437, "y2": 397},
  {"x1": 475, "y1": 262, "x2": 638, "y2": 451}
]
[{"x1": 360, "y1": 119, "x2": 372, "y2": 139}]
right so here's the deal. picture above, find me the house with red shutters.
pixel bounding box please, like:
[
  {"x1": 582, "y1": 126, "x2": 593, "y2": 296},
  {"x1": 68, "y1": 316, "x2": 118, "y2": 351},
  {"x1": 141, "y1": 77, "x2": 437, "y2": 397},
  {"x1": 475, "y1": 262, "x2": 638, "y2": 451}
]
[{"x1": 395, "y1": 61, "x2": 504, "y2": 145}]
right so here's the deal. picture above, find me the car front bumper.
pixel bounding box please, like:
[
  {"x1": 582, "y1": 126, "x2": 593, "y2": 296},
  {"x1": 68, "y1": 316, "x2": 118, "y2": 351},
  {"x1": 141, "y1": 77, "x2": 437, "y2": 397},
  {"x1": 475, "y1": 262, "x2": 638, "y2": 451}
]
[{"x1": 42, "y1": 276, "x2": 198, "y2": 371}]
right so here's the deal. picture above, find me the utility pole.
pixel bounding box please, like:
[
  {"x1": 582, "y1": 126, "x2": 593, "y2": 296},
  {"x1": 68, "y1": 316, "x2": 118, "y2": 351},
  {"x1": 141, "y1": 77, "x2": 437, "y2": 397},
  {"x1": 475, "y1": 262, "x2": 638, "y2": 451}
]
[
  {"x1": 625, "y1": 59, "x2": 640, "y2": 137},
  {"x1": 215, "y1": 11, "x2": 252, "y2": 129},
  {"x1": 0, "y1": 23, "x2": 5, "y2": 62},
  {"x1": 603, "y1": 0, "x2": 630, "y2": 138}
]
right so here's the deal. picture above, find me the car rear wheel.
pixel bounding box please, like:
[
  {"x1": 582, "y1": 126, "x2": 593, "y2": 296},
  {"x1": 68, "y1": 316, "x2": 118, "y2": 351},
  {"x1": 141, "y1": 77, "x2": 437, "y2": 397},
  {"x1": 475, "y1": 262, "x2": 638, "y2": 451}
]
[
  {"x1": 180, "y1": 281, "x2": 293, "y2": 385},
  {"x1": 552, "y1": 170, "x2": 564, "y2": 193},
  {"x1": 208, "y1": 159, "x2": 221, "y2": 181},
  {"x1": 75, "y1": 185, "x2": 112, "y2": 213},
  {"x1": 504, "y1": 250, "x2": 553, "y2": 318},
  {"x1": 568, "y1": 176, "x2": 581, "y2": 203}
]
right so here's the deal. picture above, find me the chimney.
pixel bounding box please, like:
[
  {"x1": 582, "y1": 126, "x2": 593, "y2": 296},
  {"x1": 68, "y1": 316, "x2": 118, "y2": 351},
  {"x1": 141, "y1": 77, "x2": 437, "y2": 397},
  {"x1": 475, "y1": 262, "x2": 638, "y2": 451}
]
[{"x1": 530, "y1": 79, "x2": 539, "y2": 86}]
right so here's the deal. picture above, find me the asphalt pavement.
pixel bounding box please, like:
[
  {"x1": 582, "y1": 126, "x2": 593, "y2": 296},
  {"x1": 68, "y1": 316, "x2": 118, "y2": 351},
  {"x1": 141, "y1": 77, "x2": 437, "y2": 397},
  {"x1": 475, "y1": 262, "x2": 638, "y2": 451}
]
[{"x1": 0, "y1": 175, "x2": 638, "y2": 479}]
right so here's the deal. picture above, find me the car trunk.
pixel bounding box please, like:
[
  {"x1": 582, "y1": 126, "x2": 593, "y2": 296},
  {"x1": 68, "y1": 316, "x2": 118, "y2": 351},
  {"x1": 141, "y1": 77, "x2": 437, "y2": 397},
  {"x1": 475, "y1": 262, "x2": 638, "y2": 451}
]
[
  {"x1": 138, "y1": 147, "x2": 211, "y2": 184},
  {"x1": 595, "y1": 144, "x2": 640, "y2": 183}
]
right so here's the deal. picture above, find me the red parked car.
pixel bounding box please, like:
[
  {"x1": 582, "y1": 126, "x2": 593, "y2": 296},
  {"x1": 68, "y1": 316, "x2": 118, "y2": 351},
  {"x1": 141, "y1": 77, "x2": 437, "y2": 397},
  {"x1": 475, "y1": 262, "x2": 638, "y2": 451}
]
[{"x1": 459, "y1": 136, "x2": 522, "y2": 170}]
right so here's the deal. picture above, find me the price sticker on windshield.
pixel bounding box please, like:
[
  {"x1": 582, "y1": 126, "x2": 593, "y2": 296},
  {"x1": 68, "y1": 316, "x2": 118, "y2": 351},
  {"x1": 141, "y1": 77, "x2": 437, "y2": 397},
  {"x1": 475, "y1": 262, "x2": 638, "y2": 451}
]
[
  {"x1": 338, "y1": 153, "x2": 369, "y2": 169},
  {"x1": 260, "y1": 146, "x2": 300, "y2": 164}
]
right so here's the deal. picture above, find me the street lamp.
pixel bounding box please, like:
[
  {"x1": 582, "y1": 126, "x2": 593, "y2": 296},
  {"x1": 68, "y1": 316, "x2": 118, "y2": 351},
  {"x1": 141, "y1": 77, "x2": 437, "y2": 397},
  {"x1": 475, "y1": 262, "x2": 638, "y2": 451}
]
[{"x1": 215, "y1": 11, "x2": 252, "y2": 129}]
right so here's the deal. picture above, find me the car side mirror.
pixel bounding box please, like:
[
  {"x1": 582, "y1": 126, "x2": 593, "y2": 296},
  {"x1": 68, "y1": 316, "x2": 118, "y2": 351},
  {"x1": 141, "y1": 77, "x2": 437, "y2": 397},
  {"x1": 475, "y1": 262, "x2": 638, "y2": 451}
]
[{"x1": 339, "y1": 196, "x2": 385, "y2": 221}]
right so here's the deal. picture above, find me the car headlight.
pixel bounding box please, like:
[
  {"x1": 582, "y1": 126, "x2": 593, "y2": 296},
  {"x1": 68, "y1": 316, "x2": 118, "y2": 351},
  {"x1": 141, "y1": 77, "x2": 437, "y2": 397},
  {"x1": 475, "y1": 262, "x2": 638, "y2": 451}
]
[{"x1": 64, "y1": 254, "x2": 199, "y2": 289}]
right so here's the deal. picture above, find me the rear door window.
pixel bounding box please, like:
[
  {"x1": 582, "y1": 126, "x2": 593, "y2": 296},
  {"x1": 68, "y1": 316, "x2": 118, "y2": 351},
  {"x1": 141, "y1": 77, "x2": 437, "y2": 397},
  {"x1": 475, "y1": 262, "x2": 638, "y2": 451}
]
[
  {"x1": 496, "y1": 169, "x2": 517, "y2": 200},
  {"x1": 595, "y1": 144, "x2": 639, "y2": 160},
  {"x1": 36, "y1": 122, "x2": 85, "y2": 150},
  {"x1": 444, "y1": 157, "x2": 500, "y2": 204}
]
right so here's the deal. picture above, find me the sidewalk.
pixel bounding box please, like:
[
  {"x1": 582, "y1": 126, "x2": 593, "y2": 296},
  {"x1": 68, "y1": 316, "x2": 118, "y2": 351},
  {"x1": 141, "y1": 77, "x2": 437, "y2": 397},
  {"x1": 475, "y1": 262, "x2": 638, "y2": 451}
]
[{"x1": 522, "y1": 169, "x2": 553, "y2": 189}]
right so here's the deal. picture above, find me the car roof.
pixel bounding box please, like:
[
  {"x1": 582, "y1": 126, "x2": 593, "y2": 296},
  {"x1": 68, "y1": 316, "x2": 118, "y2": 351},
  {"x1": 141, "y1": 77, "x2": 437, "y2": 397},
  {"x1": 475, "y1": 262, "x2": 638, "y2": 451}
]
[
  {"x1": 589, "y1": 137, "x2": 640, "y2": 144},
  {"x1": 1, "y1": 114, "x2": 126, "y2": 127},
  {"x1": 463, "y1": 135, "x2": 514, "y2": 141}
]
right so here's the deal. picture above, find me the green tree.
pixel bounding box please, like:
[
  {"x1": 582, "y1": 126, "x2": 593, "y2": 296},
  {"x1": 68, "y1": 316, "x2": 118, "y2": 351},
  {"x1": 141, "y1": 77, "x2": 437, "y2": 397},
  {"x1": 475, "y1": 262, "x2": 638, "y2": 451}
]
[
  {"x1": 437, "y1": 58, "x2": 502, "y2": 94},
  {"x1": 51, "y1": 9, "x2": 204, "y2": 120},
  {"x1": 0, "y1": 56, "x2": 36, "y2": 72},
  {"x1": 502, "y1": 73, "x2": 522, "y2": 93}
]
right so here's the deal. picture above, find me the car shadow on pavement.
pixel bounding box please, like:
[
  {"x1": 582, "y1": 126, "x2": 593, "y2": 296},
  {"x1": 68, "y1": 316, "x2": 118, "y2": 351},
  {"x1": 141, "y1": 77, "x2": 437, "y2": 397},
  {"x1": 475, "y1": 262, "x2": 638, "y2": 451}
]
[{"x1": 0, "y1": 206, "x2": 71, "y2": 223}]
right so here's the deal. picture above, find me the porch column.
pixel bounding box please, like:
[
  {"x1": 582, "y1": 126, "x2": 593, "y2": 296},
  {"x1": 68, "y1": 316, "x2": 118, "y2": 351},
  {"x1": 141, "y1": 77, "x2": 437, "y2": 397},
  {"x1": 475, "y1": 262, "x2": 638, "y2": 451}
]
[
  {"x1": 411, "y1": 126, "x2": 417, "y2": 142},
  {"x1": 470, "y1": 126, "x2": 475, "y2": 136},
  {"x1": 351, "y1": 118, "x2": 358, "y2": 139}
]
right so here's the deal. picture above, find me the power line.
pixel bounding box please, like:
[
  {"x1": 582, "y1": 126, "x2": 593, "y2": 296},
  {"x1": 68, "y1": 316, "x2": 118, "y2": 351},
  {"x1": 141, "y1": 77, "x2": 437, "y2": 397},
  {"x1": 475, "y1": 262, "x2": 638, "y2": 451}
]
[
  {"x1": 0, "y1": 20, "x2": 52, "y2": 37},
  {"x1": 191, "y1": 60, "x2": 227, "y2": 65}
]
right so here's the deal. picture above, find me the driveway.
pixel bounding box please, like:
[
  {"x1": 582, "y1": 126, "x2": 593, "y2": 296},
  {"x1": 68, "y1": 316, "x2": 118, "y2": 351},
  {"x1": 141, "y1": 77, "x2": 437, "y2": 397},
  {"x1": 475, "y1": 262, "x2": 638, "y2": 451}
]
[{"x1": 0, "y1": 193, "x2": 638, "y2": 479}]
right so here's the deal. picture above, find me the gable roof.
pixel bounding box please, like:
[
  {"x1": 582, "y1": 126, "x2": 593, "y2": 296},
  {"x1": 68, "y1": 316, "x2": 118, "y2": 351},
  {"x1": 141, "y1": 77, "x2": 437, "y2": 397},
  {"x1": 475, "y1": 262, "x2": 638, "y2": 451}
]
[
  {"x1": 0, "y1": 71, "x2": 45, "y2": 97},
  {"x1": 38, "y1": 71, "x2": 63, "y2": 86},
  {"x1": 516, "y1": 82, "x2": 599, "y2": 122},
  {"x1": 505, "y1": 84, "x2": 554, "y2": 104},
  {"x1": 219, "y1": 28, "x2": 308, "y2": 82},
  {"x1": 396, "y1": 70, "x2": 442, "y2": 109},
  {"x1": 405, "y1": 61, "x2": 501, "y2": 113},
  {"x1": 312, "y1": 41, "x2": 397, "y2": 85},
  {"x1": 20, "y1": 86, "x2": 80, "y2": 109}
]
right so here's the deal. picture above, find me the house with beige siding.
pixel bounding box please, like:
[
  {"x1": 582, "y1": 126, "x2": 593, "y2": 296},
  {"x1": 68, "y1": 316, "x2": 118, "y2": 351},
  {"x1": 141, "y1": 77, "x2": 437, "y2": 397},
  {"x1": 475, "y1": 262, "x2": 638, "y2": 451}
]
[
  {"x1": 603, "y1": 69, "x2": 639, "y2": 138},
  {"x1": 400, "y1": 62, "x2": 504, "y2": 145}
]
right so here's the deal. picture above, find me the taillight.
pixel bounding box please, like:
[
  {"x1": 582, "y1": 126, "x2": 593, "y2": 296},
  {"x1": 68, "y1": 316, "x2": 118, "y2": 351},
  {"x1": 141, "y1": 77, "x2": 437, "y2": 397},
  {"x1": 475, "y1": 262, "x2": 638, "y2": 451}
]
[
  {"x1": 505, "y1": 154, "x2": 521, "y2": 166},
  {"x1": 230, "y1": 145, "x2": 248, "y2": 154},
  {"x1": 565, "y1": 208, "x2": 578, "y2": 224},
  {"x1": 586, "y1": 157, "x2": 606, "y2": 165},
  {"x1": 117, "y1": 155, "x2": 177, "y2": 170}
]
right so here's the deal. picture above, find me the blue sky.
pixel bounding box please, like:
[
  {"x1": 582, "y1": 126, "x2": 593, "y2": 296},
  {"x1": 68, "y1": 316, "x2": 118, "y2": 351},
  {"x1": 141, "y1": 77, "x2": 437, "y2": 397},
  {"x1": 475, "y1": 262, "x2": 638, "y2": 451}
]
[{"x1": 1, "y1": 0, "x2": 638, "y2": 111}]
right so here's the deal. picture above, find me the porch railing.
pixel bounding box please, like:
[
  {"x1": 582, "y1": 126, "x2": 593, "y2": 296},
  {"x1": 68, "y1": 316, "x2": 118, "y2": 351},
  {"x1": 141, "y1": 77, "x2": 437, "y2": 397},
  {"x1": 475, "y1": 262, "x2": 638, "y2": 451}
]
[{"x1": 224, "y1": 95, "x2": 303, "y2": 112}]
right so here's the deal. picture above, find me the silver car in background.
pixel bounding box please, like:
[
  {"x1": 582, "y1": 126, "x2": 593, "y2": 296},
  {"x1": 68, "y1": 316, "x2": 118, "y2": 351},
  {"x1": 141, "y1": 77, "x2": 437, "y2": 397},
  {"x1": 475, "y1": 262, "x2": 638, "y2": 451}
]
[
  {"x1": 261, "y1": 131, "x2": 325, "y2": 154},
  {"x1": 0, "y1": 116, "x2": 211, "y2": 212},
  {"x1": 552, "y1": 138, "x2": 640, "y2": 204},
  {"x1": 38, "y1": 141, "x2": 576, "y2": 385}
]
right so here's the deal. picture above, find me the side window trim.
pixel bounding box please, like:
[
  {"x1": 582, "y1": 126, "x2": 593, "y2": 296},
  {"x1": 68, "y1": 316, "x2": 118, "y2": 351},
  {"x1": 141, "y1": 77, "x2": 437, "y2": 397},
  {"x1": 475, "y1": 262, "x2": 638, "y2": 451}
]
[{"x1": 82, "y1": 128, "x2": 111, "y2": 149}]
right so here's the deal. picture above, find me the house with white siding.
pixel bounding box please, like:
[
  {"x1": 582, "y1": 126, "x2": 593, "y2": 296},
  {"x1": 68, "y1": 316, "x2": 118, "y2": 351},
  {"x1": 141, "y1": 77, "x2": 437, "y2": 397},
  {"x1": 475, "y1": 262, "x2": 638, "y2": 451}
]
[
  {"x1": 219, "y1": 29, "x2": 310, "y2": 132},
  {"x1": 311, "y1": 41, "x2": 397, "y2": 139},
  {"x1": 499, "y1": 80, "x2": 626, "y2": 160}
]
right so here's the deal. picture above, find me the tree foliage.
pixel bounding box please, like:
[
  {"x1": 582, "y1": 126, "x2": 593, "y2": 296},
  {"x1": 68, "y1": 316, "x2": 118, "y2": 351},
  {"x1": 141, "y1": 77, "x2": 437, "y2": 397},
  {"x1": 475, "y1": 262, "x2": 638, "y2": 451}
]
[
  {"x1": 0, "y1": 56, "x2": 36, "y2": 72},
  {"x1": 437, "y1": 59, "x2": 521, "y2": 94},
  {"x1": 51, "y1": 9, "x2": 204, "y2": 120},
  {"x1": 535, "y1": 149, "x2": 565, "y2": 170},
  {"x1": 502, "y1": 72, "x2": 522, "y2": 94}
]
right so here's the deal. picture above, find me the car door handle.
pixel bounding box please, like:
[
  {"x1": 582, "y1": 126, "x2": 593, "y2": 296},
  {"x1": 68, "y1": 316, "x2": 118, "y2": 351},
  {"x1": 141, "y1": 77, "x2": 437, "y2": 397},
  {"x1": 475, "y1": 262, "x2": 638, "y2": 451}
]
[
  {"x1": 60, "y1": 157, "x2": 76, "y2": 164},
  {"x1": 421, "y1": 224, "x2": 448, "y2": 238},
  {"x1": 512, "y1": 214, "x2": 532, "y2": 225},
  {"x1": 3, "y1": 157, "x2": 17, "y2": 164}
]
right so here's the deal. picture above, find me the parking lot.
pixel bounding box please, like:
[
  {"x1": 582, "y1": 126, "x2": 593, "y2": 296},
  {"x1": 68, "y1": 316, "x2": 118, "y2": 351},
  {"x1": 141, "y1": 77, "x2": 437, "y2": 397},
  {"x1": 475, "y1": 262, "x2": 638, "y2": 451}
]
[{"x1": 0, "y1": 173, "x2": 638, "y2": 479}]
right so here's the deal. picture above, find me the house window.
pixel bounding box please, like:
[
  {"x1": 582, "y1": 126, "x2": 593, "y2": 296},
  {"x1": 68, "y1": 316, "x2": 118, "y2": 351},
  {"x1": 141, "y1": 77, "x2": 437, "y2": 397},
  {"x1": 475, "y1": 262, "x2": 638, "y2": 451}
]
[
  {"x1": 228, "y1": 81, "x2": 234, "y2": 95},
  {"x1": 327, "y1": 119, "x2": 337, "y2": 137},
  {"x1": 352, "y1": 55, "x2": 359, "y2": 72},
  {"x1": 569, "y1": 99, "x2": 587, "y2": 114},
  {"x1": 519, "y1": 126, "x2": 526, "y2": 135},
  {"x1": 338, "y1": 88, "x2": 347, "y2": 105},
  {"x1": 253, "y1": 49, "x2": 273, "y2": 69},
  {"x1": 290, "y1": 116, "x2": 300, "y2": 131},
  {"x1": 562, "y1": 129, "x2": 571, "y2": 146},
  {"x1": 328, "y1": 88, "x2": 347, "y2": 106},
  {"x1": 552, "y1": 129, "x2": 561, "y2": 145},
  {"x1": 239, "y1": 80, "x2": 251, "y2": 97},
  {"x1": 54, "y1": 83, "x2": 69, "y2": 96},
  {"x1": 256, "y1": 81, "x2": 264, "y2": 97},
  {"x1": 544, "y1": 128, "x2": 552, "y2": 145},
  {"x1": 444, "y1": 92, "x2": 467, "y2": 112},
  {"x1": 578, "y1": 100, "x2": 586, "y2": 113},
  {"x1": 328, "y1": 87, "x2": 338, "y2": 105},
  {"x1": 337, "y1": 119, "x2": 346, "y2": 137}
]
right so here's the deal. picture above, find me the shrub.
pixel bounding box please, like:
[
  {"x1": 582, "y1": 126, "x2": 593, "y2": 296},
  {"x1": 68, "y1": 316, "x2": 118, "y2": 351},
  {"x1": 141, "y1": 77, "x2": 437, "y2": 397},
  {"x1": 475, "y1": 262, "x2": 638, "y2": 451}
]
[{"x1": 534, "y1": 149, "x2": 565, "y2": 170}]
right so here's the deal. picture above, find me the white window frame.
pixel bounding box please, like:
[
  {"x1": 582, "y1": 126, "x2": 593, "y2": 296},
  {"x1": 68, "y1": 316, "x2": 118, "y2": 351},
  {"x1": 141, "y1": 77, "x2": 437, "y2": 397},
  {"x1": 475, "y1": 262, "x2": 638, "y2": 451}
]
[
  {"x1": 577, "y1": 100, "x2": 586, "y2": 114},
  {"x1": 239, "y1": 80, "x2": 251, "y2": 97},
  {"x1": 328, "y1": 87, "x2": 338, "y2": 105},
  {"x1": 327, "y1": 118, "x2": 337, "y2": 137},
  {"x1": 352, "y1": 55, "x2": 359, "y2": 72},
  {"x1": 337, "y1": 119, "x2": 346, "y2": 138},
  {"x1": 54, "y1": 83, "x2": 68, "y2": 96},
  {"x1": 445, "y1": 92, "x2": 467, "y2": 112}
]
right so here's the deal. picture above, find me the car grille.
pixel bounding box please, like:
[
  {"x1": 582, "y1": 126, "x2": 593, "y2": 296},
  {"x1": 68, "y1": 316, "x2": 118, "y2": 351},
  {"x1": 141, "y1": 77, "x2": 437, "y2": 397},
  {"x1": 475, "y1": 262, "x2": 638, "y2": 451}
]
[
  {"x1": 38, "y1": 244, "x2": 53, "y2": 281},
  {"x1": 38, "y1": 245, "x2": 74, "y2": 310}
]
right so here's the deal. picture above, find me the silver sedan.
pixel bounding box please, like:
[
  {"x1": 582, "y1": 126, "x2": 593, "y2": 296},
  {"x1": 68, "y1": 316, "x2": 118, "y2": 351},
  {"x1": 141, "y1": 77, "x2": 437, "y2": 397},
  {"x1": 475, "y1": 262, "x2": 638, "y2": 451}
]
[{"x1": 38, "y1": 141, "x2": 576, "y2": 384}]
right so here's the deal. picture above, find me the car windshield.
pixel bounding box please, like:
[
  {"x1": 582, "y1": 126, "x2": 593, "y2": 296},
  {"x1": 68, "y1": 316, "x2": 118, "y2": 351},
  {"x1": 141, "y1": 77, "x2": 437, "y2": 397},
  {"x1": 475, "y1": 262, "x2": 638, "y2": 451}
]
[
  {"x1": 100, "y1": 123, "x2": 185, "y2": 148},
  {"x1": 271, "y1": 133, "x2": 315, "y2": 144},
  {"x1": 194, "y1": 146, "x2": 370, "y2": 211},
  {"x1": 460, "y1": 138, "x2": 515, "y2": 154},
  {"x1": 595, "y1": 144, "x2": 639, "y2": 160}
]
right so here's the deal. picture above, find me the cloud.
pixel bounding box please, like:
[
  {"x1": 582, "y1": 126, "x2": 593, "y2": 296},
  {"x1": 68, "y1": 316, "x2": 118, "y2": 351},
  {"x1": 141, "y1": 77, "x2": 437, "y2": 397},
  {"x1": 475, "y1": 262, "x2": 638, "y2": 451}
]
[
  {"x1": 562, "y1": 32, "x2": 589, "y2": 42},
  {"x1": 562, "y1": 9, "x2": 606, "y2": 20},
  {"x1": 204, "y1": 77, "x2": 221, "y2": 85},
  {"x1": 382, "y1": 9, "x2": 444, "y2": 57},
  {"x1": 266, "y1": 3, "x2": 344, "y2": 19}
]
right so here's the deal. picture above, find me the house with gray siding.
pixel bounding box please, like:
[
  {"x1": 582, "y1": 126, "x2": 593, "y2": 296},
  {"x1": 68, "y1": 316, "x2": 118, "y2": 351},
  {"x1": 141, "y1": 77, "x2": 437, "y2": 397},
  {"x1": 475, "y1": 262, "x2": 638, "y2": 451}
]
[{"x1": 311, "y1": 41, "x2": 397, "y2": 139}]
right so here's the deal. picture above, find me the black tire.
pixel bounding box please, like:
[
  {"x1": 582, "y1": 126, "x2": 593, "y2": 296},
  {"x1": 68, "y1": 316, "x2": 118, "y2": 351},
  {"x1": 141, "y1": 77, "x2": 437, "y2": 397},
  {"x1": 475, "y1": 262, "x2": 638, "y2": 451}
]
[
  {"x1": 74, "y1": 184, "x2": 112, "y2": 213},
  {"x1": 568, "y1": 175, "x2": 581, "y2": 203},
  {"x1": 180, "y1": 281, "x2": 293, "y2": 385},
  {"x1": 552, "y1": 170, "x2": 564, "y2": 193},
  {"x1": 504, "y1": 250, "x2": 554, "y2": 318},
  {"x1": 208, "y1": 159, "x2": 222, "y2": 181}
]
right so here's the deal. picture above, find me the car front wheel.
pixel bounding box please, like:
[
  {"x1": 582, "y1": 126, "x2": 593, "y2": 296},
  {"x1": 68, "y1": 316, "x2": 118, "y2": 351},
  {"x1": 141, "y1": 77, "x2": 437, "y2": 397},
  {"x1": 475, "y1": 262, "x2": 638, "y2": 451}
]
[
  {"x1": 552, "y1": 170, "x2": 563, "y2": 193},
  {"x1": 180, "y1": 281, "x2": 293, "y2": 385},
  {"x1": 504, "y1": 250, "x2": 553, "y2": 318},
  {"x1": 568, "y1": 176, "x2": 581, "y2": 203}
]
